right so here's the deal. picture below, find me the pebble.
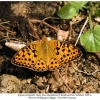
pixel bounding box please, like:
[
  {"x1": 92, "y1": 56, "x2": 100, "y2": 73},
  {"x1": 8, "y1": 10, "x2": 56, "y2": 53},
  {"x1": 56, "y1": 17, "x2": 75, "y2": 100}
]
[
  {"x1": 22, "y1": 90, "x2": 26, "y2": 93},
  {"x1": 68, "y1": 77, "x2": 76, "y2": 89},
  {"x1": 75, "y1": 79, "x2": 80, "y2": 86},
  {"x1": 75, "y1": 89, "x2": 81, "y2": 93},
  {"x1": 22, "y1": 80, "x2": 27, "y2": 84},
  {"x1": 93, "y1": 82, "x2": 98, "y2": 89},
  {"x1": 27, "y1": 79, "x2": 32, "y2": 84},
  {"x1": 90, "y1": 89, "x2": 96, "y2": 93},
  {"x1": 0, "y1": 74, "x2": 20, "y2": 93},
  {"x1": 50, "y1": 84, "x2": 58, "y2": 92},
  {"x1": 35, "y1": 77, "x2": 44, "y2": 86},
  {"x1": 45, "y1": 85, "x2": 49, "y2": 93},
  {"x1": 59, "y1": 85, "x2": 69, "y2": 93},
  {"x1": 82, "y1": 86, "x2": 88, "y2": 92},
  {"x1": 69, "y1": 67, "x2": 75, "y2": 74},
  {"x1": 82, "y1": 85, "x2": 94, "y2": 93},
  {"x1": 81, "y1": 78, "x2": 87, "y2": 84},
  {"x1": 40, "y1": 90, "x2": 46, "y2": 93},
  {"x1": 96, "y1": 72, "x2": 100, "y2": 80},
  {"x1": 48, "y1": 77, "x2": 56, "y2": 84},
  {"x1": 80, "y1": 91, "x2": 86, "y2": 93},
  {"x1": 97, "y1": 88, "x2": 100, "y2": 92},
  {"x1": 42, "y1": 76, "x2": 47, "y2": 83}
]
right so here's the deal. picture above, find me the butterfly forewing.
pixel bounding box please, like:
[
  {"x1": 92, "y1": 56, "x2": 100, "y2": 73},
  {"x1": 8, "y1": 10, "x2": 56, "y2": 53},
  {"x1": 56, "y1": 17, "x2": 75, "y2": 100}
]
[{"x1": 11, "y1": 41, "x2": 42, "y2": 71}]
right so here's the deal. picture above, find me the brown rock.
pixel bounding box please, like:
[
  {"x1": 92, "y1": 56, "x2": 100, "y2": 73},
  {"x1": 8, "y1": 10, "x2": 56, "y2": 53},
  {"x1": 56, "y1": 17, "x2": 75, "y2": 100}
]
[{"x1": 0, "y1": 74, "x2": 21, "y2": 93}]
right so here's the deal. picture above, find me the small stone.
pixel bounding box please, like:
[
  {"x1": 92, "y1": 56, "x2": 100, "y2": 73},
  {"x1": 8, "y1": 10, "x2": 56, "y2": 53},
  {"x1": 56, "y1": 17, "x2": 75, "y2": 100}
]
[
  {"x1": 0, "y1": 74, "x2": 20, "y2": 93},
  {"x1": 40, "y1": 90, "x2": 45, "y2": 93},
  {"x1": 93, "y1": 82, "x2": 98, "y2": 89},
  {"x1": 82, "y1": 85, "x2": 93, "y2": 92},
  {"x1": 22, "y1": 90, "x2": 26, "y2": 93},
  {"x1": 22, "y1": 80, "x2": 27, "y2": 84},
  {"x1": 36, "y1": 90, "x2": 39, "y2": 93},
  {"x1": 60, "y1": 85, "x2": 67, "y2": 92},
  {"x1": 80, "y1": 91, "x2": 86, "y2": 93},
  {"x1": 82, "y1": 86, "x2": 88, "y2": 92},
  {"x1": 69, "y1": 67, "x2": 75, "y2": 74},
  {"x1": 45, "y1": 85, "x2": 49, "y2": 93},
  {"x1": 48, "y1": 78, "x2": 55, "y2": 84},
  {"x1": 97, "y1": 88, "x2": 100, "y2": 92},
  {"x1": 27, "y1": 79, "x2": 32, "y2": 84},
  {"x1": 76, "y1": 79, "x2": 80, "y2": 86},
  {"x1": 90, "y1": 89, "x2": 96, "y2": 93},
  {"x1": 96, "y1": 72, "x2": 100, "y2": 80},
  {"x1": 42, "y1": 76, "x2": 47, "y2": 83},
  {"x1": 50, "y1": 84, "x2": 58, "y2": 92},
  {"x1": 68, "y1": 79, "x2": 76, "y2": 89},
  {"x1": 75, "y1": 89, "x2": 80, "y2": 93},
  {"x1": 38, "y1": 77, "x2": 43, "y2": 82},
  {"x1": 88, "y1": 85, "x2": 93, "y2": 90},
  {"x1": 81, "y1": 78, "x2": 87, "y2": 84},
  {"x1": 35, "y1": 77, "x2": 44, "y2": 86}
]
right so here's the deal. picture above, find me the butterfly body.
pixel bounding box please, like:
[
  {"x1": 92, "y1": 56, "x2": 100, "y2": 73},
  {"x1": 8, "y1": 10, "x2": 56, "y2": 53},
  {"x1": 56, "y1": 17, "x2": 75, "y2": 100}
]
[{"x1": 11, "y1": 36, "x2": 82, "y2": 71}]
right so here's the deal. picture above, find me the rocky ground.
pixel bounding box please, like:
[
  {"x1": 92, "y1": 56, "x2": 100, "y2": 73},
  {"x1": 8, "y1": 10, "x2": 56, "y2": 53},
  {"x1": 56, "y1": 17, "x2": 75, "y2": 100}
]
[{"x1": 0, "y1": 1, "x2": 100, "y2": 93}]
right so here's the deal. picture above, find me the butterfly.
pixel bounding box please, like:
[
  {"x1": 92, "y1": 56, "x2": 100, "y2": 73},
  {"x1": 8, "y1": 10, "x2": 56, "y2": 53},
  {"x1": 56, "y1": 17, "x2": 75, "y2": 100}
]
[{"x1": 11, "y1": 35, "x2": 82, "y2": 71}]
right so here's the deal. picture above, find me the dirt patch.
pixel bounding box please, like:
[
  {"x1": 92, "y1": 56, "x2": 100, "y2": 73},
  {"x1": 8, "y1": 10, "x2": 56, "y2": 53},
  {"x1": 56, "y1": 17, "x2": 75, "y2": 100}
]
[{"x1": 0, "y1": 1, "x2": 100, "y2": 93}]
